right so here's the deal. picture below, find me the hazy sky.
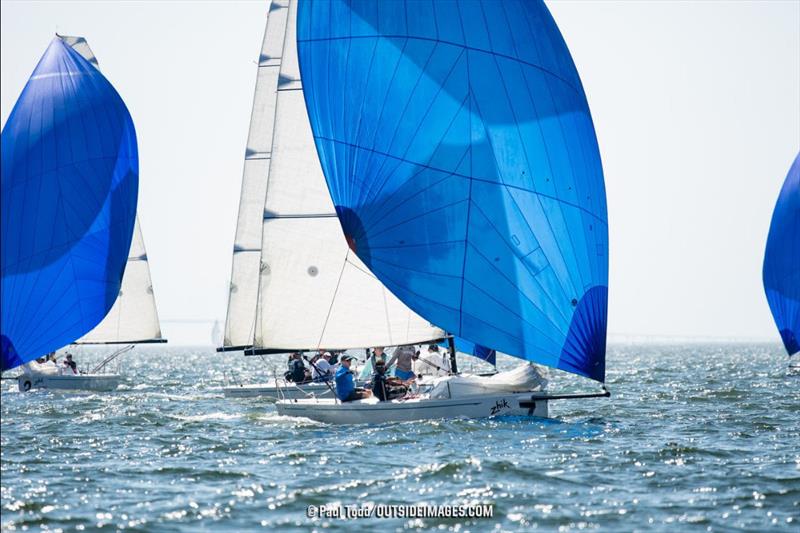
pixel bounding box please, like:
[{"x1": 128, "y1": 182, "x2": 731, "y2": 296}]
[{"x1": 2, "y1": 1, "x2": 798, "y2": 344}]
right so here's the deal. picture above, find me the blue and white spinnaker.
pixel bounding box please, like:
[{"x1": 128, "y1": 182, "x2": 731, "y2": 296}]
[
  {"x1": 763, "y1": 152, "x2": 800, "y2": 357},
  {"x1": 1, "y1": 37, "x2": 139, "y2": 371}
]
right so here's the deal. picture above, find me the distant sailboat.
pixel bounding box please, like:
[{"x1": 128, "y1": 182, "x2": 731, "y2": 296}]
[
  {"x1": 763, "y1": 152, "x2": 799, "y2": 359},
  {"x1": 1, "y1": 35, "x2": 140, "y2": 391},
  {"x1": 219, "y1": 0, "x2": 446, "y2": 398},
  {"x1": 277, "y1": 0, "x2": 609, "y2": 423},
  {"x1": 211, "y1": 320, "x2": 223, "y2": 347}
]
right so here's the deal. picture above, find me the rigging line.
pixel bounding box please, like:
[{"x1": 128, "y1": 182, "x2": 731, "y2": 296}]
[
  {"x1": 342, "y1": 256, "x2": 380, "y2": 279},
  {"x1": 314, "y1": 252, "x2": 350, "y2": 350}
]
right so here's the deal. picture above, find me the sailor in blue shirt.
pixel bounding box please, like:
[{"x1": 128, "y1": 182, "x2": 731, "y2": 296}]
[{"x1": 334, "y1": 355, "x2": 371, "y2": 402}]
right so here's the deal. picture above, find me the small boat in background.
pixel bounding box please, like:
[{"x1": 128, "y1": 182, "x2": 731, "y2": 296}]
[
  {"x1": 1, "y1": 35, "x2": 143, "y2": 392},
  {"x1": 763, "y1": 152, "x2": 800, "y2": 364}
]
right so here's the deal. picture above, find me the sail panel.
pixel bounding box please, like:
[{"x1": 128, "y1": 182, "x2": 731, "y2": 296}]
[
  {"x1": 763, "y1": 152, "x2": 800, "y2": 356},
  {"x1": 252, "y1": 0, "x2": 445, "y2": 351},
  {"x1": 297, "y1": 0, "x2": 609, "y2": 380},
  {"x1": 223, "y1": 1, "x2": 289, "y2": 348},
  {"x1": 449, "y1": 337, "x2": 497, "y2": 366},
  {"x1": 1, "y1": 38, "x2": 138, "y2": 370}
]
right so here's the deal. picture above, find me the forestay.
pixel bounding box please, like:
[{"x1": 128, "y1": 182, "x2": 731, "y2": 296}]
[
  {"x1": 58, "y1": 37, "x2": 165, "y2": 345},
  {"x1": 763, "y1": 152, "x2": 800, "y2": 357},
  {"x1": 1, "y1": 37, "x2": 138, "y2": 370},
  {"x1": 224, "y1": 0, "x2": 444, "y2": 353},
  {"x1": 298, "y1": 0, "x2": 609, "y2": 380}
]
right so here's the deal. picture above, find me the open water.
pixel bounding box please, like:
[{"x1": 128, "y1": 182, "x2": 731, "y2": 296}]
[{"x1": 1, "y1": 343, "x2": 798, "y2": 532}]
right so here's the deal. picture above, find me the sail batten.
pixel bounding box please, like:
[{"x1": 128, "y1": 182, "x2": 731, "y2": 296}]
[{"x1": 298, "y1": 0, "x2": 608, "y2": 381}]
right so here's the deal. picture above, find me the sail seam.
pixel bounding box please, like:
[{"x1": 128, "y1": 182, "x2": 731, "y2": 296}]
[
  {"x1": 296, "y1": 34, "x2": 583, "y2": 98},
  {"x1": 311, "y1": 135, "x2": 608, "y2": 225}
]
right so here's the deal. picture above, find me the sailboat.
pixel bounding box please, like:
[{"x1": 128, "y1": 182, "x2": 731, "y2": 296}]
[
  {"x1": 763, "y1": 152, "x2": 799, "y2": 362},
  {"x1": 13, "y1": 36, "x2": 166, "y2": 393},
  {"x1": 1, "y1": 35, "x2": 140, "y2": 391},
  {"x1": 276, "y1": 0, "x2": 610, "y2": 423},
  {"x1": 218, "y1": 0, "x2": 446, "y2": 399}
]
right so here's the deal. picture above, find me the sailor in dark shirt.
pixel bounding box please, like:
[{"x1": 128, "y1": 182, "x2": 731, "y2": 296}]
[
  {"x1": 370, "y1": 359, "x2": 407, "y2": 401},
  {"x1": 286, "y1": 352, "x2": 307, "y2": 383}
]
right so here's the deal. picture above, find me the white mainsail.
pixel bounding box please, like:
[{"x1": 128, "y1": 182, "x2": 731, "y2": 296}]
[
  {"x1": 222, "y1": 0, "x2": 444, "y2": 353},
  {"x1": 222, "y1": 1, "x2": 288, "y2": 348},
  {"x1": 63, "y1": 36, "x2": 165, "y2": 345}
]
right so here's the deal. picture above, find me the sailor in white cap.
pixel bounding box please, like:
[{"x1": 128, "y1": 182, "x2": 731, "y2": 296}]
[{"x1": 311, "y1": 351, "x2": 334, "y2": 381}]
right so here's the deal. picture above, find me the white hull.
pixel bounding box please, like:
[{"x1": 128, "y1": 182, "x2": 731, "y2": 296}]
[
  {"x1": 223, "y1": 380, "x2": 336, "y2": 400},
  {"x1": 275, "y1": 391, "x2": 549, "y2": 424},
  {"x1": 17, "y1": 373, "x2": 121, "y2": 392}
]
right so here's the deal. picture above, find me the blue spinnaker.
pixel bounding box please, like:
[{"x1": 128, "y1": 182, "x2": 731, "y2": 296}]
[
  {"x1": 1, "y1": 38, "x2": 138, "y2": 371},
  {"x1": 763, "y1": 152, "x2": 800, "y2": 357},
  {"x1": 298, "y1": 0, "x2": 608, "y2": 381}
]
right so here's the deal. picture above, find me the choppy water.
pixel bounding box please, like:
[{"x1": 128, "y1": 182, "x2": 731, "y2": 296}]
[{"x1": 1, "y1": 343, "x2": 798, "y2": 532}]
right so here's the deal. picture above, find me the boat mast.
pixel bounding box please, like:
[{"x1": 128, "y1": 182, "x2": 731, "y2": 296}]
[{"x1": 447, "y1": 336, "x2": 458, "y2": 375}]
